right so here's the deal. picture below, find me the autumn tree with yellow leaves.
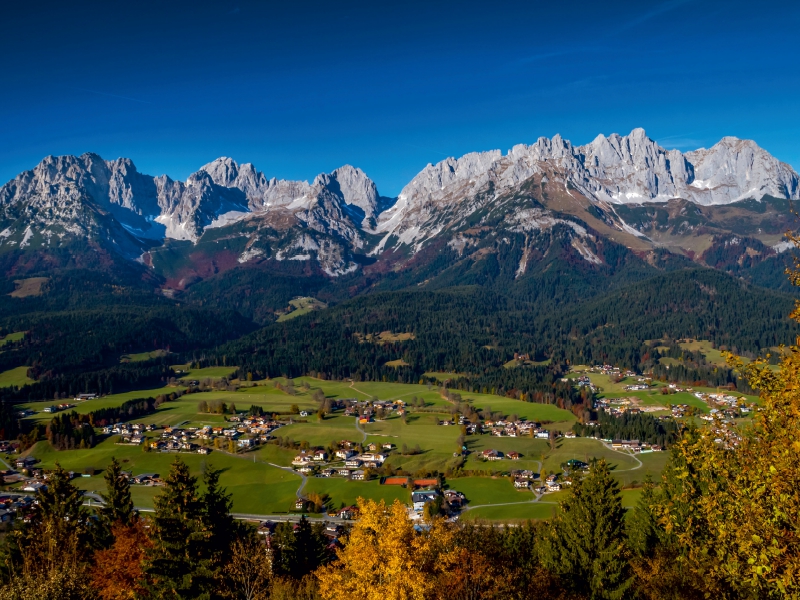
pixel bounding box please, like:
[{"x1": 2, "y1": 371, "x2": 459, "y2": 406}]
[
  {"x1": 316, "y1": 498, "x2": 438, "y2": 600},
  {"x1": 650, "y1": 244, "x2": 800, "y2": 599}
]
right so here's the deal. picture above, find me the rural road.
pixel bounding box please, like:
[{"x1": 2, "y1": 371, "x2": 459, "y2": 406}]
[
  {"x1": 353, "y1": 417, "x2": 367, "y2": 443},
  {"x1": 602, "y1": 444, "x2": 644, "y2": 471},
  {"x1": 268, "y1": 462, "x2": 308, "y2": 498}
]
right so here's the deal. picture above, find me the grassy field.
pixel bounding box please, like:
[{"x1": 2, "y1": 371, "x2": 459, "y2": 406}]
[
  {"x1": 447, "y1": 476, "x2": 530, "y2": 505},
  {"x1": 385, "y1": 359, "x2": 410, "y2": 367},
  {"x1": 615, "y1": 452, "x2": 670, "y2": 486},
  {"x1": 363, "y1": 414, "x2": 464, "y2": 473},
  {"x1": 540, "y1": 438, "x2": 640, "y2": 474},
  {"x1": 423, "y1": 372, "x2": 468, "y2": 381},
  {"x1": 0, "y1": 366, "x2": 34, "y2": 388},
  {"x1": 121, "y1": 349, "x2": 171, "y2": 363},
  {"x1": 9, "y1": 277, "x2": 48, "y2": 298},
  {"x1": 18, "y1": 386, "x2": 186, "y2": 423},
  {"x1": 461, "y1": 502, "x2": 556, "y2": 522},
  {"x1": 29, "y1": 438, "x2": 301, "y2": 514},
  {"x1": 678, "y1": 339, "x2": 730, "y2": 366},
  {"x1": 276, "y1": 297, "x2": 327, "y2": 322},
  {"x1": 0, "y1": 331, "x2": 25, "y2": 347},
  {"x1": 464, "y1": 436, "x2": 549, "y2": 472},
  {"x1": 302, "y1": 477, "x2": 410, "y2": 508},
  {"x1": 10, "y1": 377, "x2": 673, "y2": 518},
  {"x1": 172, "y1": 365, "x2": 239, "y2": 380}
]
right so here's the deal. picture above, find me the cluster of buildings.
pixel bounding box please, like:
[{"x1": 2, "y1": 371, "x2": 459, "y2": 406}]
[
  {"x1": 0, "y1": 494, "x2": 36, "y2": 524},
  {"x1": 342, "y1": 398, "x2": 406, "y2": 421},
  {"x1": 608, "y1": 439, "x2": 663, "y2": 453},
  {"x1": 101, "y1": 422, "x2": 159, "y2": 445},
  {"x1": 291, "y1": 440, "x2": 395, "y2": 477},
  {"x1": 695, "y1": 391, "x2": 753, "y2": 416},
  {"x1": 485, "y1": 419, "x2": 550, "y2": 439},
  {"x1": 141, "y1": 418, "x2": 288, "y2": 453}
]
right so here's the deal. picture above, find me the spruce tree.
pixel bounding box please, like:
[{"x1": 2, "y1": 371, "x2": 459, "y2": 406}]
[
  {"x1": 145, "y1": 457, "x2": 213, "y2": 599},
  {"x1": 271, "y1": 516, "x2": 327, "y2": 580},
  {"x1": 199, "y1": 464, "x2": 234, "y2": 562},
  {"x1": 11, "y1": 463, "x2": 94, "y2": 576},
  {"x1": 33, "y1": 463, "x2": 88, "y2": 535},
  {"x1": 541, "y1": 459, "x2": 632, "y2": 600},
  {"x1": 626, "y1": 475, "x2": 660, "y2": 558},
  {"x1": 100, "y1": 456, "x2": 134, "y2": 526}
]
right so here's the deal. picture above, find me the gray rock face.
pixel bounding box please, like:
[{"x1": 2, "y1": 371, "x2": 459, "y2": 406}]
[
  {"x1": 375, "y1": 128, "x2": 799, "y2": 250},
  {"x1": 685, "y1": 137, "x2": 799, "y2": 203},
  {"x1": 1, "y1": 129, "x2": 797, "y2": 272}
]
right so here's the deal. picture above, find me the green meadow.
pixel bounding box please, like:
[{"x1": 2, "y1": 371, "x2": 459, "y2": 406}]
[
  {"x1": 0, "y1": 366, "x2": 34, "y2": 389},
  {"x1": 461, "y1": 502, "x2": 557, "y2": 522},
  {"x1": 28, "y1": 435, "x2": 301, "y2": 514},
  {"x1": 11, "y1": 377, "x2": 670, "y2": 519},
  {"x1": 302, "y1": 478, "x2": 409, "y2": 508},
  {"x1": 0, "y1": 331, "x2": 25, "y2": 347}
]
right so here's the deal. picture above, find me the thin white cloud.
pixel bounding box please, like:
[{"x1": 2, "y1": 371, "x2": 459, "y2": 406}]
[{"x1": 613, "y1": 0, "x2": 695, "y2": 33}]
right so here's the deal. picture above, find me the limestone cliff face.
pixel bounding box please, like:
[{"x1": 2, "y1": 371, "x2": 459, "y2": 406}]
[
  {"x1": 1, "y1": 129, "x2": 797, "y2": 275},
  {"x1": 374, "y1": 128, "x2": 799, "y2": 251}
]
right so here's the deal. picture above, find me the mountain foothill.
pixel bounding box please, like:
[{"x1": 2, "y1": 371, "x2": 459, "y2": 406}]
[{"x1": 1, "y1": 128, "x2": 799, "y2": 395}]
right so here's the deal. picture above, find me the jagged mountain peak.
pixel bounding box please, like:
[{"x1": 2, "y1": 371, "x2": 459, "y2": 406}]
[{"x1": 2, "y1": 129, "x2": 799, "y2": 281}]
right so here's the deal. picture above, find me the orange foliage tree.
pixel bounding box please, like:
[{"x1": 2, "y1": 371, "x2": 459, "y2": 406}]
[{"x1": 90, "y1": 520, "x2": 153, "y2": 600}]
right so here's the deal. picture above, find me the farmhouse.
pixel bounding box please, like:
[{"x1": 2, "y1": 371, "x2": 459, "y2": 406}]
[
  {"x1": 412, "y1": 490, "x2": 439, "y2": 512},
  {"x1": 481, "y1": 449, "x2": 503, "y2": 461}
]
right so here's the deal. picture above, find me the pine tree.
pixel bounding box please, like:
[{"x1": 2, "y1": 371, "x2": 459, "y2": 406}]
[
  {"x1": 200, "y1": 464, "x2": 234, "y2": 564},
  {"x1": 10, "y1": 463, "x2": 94, "y2": 584},
  {"x1": 540, "y1": 459, "x2": 632, "y2": 599},
  {"x1": 100, "y1": 456, "x2": 134, "y2": 526},
  {"x1": 144, "y1": 457, "x2": 213, "y2": 599},
  {"x1": 626, "y1": 475, "x2": 660, "y2": 558}
]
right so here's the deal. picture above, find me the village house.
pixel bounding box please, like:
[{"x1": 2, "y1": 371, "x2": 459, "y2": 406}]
[
  {"x1": 481, "y1": 449, "x2": 503, "y2": 461},
  {"x1": 443, "y1": 490, "x2": 465, "y2": 508},
  {"x1": 412, "y1": 490, "x2": 439, "y2": 512},
  {"x1": 292, "y1": 454, "x2": 312, "y2": 466},
  {"x1": 514, "y1": 478, "x2": 529, "y2": 489}
]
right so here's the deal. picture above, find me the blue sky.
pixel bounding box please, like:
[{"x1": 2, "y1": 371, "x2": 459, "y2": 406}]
[{"x1": 1, "y1": 0, "x2": 798, "y2": 196}]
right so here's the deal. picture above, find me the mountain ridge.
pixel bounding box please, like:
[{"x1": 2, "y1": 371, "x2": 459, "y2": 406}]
[{"x1": 1, "y1": 129, "x2": 797, "y2": 291}]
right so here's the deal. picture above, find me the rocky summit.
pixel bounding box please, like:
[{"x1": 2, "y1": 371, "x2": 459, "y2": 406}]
[{"x1": 0, "y1": 128, "x2": 797, "y2": 283}]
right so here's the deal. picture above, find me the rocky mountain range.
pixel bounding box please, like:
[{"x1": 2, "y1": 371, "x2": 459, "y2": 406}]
[{"x1": 1, "y1": 128, "x2": 798, "y2": 295}]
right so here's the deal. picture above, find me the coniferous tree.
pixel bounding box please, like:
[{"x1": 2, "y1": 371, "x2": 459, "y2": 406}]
[
  {"x1": 200, "y1": 464, "x2": 235, "y2": 565},
  {"x1": 270, "y1": 516, "x2": 328, "y2": 581},
  {"x1": 540, "y1": 459, "x2": 632, "y2": 599},
  {"x1": 2, "y1": 463, "x2": 96, "y2": 597},
  {"x1": 100, "y1": 457, "x2": 134, "y2": 527},
  {"x1": 144, "y1": 457, "x2": 214, "y2": 599},
  {"x1": 626, "y1": 476, "x2": 661, "y2": 558}
]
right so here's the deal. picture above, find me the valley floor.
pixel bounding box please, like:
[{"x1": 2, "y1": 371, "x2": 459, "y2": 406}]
[{"x1": 9, "y1": 377, "x2": 667, "y2": 521}]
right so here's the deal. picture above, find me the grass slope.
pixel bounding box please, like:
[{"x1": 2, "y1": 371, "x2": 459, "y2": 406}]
[{"x1": 0, "y1": 366, "x2": 34, "y2": 388}]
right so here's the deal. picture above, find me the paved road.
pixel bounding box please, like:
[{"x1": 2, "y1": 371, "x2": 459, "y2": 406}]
[
  {"x1": 353, "y1": 416, "x2": 367, "y2": 443},
  {"x1": 601, "y1": 444, "x2": 644, "y2": 471},
  {"x1": 268, "y1": 462, "x2": 308, "y2": 498}
]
